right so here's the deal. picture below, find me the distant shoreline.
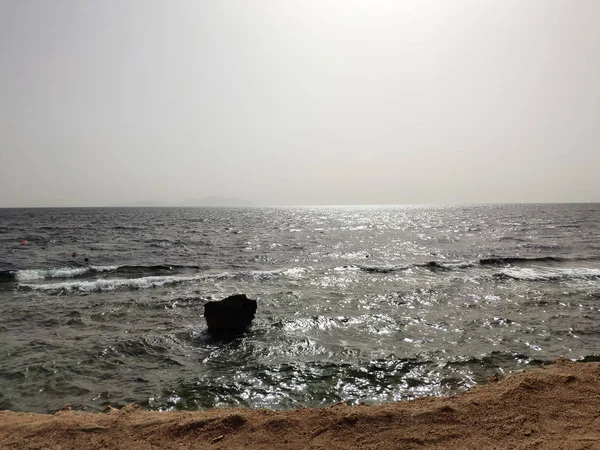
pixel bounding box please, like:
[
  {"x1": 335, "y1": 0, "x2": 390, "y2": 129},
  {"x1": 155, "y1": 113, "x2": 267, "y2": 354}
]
[{"x1": 1, "y1": 201, "x2": 600, "y2": 209}]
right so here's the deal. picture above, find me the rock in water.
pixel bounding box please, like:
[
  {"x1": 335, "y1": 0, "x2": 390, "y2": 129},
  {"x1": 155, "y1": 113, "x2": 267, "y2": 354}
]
[{"x1": 204, "y1": 294, "x2": 257, "y2": 334}]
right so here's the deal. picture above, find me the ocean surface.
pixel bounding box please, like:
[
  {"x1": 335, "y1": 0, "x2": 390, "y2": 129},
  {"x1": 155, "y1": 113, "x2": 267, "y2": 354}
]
[{"x1": 1, "y1": 204, "x2": 599, "y2": 414}]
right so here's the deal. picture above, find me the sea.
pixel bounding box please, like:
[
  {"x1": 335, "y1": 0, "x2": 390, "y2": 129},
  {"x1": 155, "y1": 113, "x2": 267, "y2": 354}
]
[{"x1": 1, "y1": 204, "x2": 599, "y2": 414}]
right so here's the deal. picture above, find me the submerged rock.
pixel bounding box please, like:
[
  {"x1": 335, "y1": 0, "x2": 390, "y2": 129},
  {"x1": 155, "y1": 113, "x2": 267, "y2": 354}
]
[{"x1": 204, "y1": 294, "x2": 257, "y2": 334}]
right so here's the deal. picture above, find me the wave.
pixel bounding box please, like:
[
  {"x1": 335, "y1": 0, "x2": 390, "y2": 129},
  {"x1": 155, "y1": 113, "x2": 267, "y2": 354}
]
[
  {"x1": 2, "y1": 266, "x2": 112, "y2": 283},
  {"x1": 348, "y1": 255, "x2": 600, "y2": 275},
  {"x1": 480, "y1": 255, "x2": 600, "y2": 266},
  {"x1": 479, "y1": 256, "x2": 564, "y2": 266},
  {"x1": 338, "y1": 261, "x2": 475, "y2": 273},
  {"x1": 6, "y1": 253, "x2": 600, "y2": 285},
  {"x1": 19, "y1": 275, "x2": 196, "y2": 292},
  {"x1": 17, "y1": 267, "x2": 308, "y2": 293},
  {"x1": 333, "y1": 264, "x2": 408, "y2": 274},
  {"x1": 106, "y1": 264, "x2": 201, "y2": 276},
  {"x1": 358, "y1": 264, "x2": 409, "y2": 273},
  {"x1": 420, "y1": 261, "x2": 476, "y2": 270},
  {"x1": 281, "y1": 267, "x2": 307, "y2": 278},
  {"x1": 15, "y1": 267, "x2": 99, "y2": 282},
  {"x1": 1, "y1": 264, "x2": 204, "y2": 283},
  {"x1": 494, "y1": 267, "x2": 600, "y2": 282},
  {"x1": 339, "y1": 257, "x2": 571, "y2": 274}
]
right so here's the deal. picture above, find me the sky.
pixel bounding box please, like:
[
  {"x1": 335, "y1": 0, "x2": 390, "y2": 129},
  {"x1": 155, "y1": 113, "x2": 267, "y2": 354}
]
[{"x1": 1, "y1": 0, "x2": 599, "y2": 207}]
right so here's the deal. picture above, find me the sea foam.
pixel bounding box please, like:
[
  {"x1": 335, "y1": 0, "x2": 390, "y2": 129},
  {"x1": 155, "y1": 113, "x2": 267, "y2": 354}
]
[{"x1": 497, "y1": 267, "x2": 600, "y2": 281}]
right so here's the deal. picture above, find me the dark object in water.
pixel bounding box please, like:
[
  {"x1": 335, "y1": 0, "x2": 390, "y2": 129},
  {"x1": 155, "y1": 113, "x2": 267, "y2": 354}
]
[
  {"x1": 204, "y1": 294, "x2": 257, "y2": 334},
  {"x1": 72, "y1": 252, "x2": 77, "y2": 258},
  {"x1": 84, "y1": 258, "x2": 89, "y2": 262}
]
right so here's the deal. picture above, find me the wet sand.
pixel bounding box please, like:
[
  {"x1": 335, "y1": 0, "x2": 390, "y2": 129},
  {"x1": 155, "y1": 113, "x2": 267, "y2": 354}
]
[{"x1": 1, "y1": 359, "x2": 599, "y2": 449}]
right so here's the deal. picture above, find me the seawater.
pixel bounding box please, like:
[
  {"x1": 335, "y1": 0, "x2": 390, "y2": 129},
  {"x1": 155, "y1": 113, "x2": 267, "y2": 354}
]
[{"x1": 0, "y1": 204, "x2": 599, "y2": 413}]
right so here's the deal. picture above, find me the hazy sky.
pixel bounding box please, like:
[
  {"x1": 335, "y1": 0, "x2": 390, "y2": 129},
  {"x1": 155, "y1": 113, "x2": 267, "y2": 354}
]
[{"x1": 1, "y1": 0, "x2": 599, "y2": 206}]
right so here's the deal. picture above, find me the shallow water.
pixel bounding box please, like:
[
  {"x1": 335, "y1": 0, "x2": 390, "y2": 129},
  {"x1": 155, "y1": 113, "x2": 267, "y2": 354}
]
[{"x1": 1, "y1": 204, "x2": 599, "y2": 413}]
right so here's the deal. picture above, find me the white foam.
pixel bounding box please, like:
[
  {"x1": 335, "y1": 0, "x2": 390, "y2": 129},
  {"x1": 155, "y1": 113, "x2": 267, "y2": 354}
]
[
  {"x1": 333, "y1": 265, "x2": 360, "y2": 272},
  {"x1": 249, "y1": 269, "x2": 282, "y2": 279},
  {"x1": 21, "y1": 274, "x2": 200, "y2": 293},
  {"x1": 207, "y1": 269, "x2": 282, "y2": 281},
  {"x1": 282, "y1": 267, "x2": 307, "y2": 278},
  {"x1": 90, "y1": 265, "x2": 120, "y2": 272},
  {"x1": 20, "y1": 266, "x2": 309, "y2": 293},
  {"x1": 15, "y1": 267, "x2": 90, "y2": 282},
  {"x1": 15, "y1": 270, "x2": 44, "y2": 282},
  {"x1": 436, "y1": 261, "x2": 476, "y2": 269},
  {"x1": 500, "y1": 267, "x2": 600, "y2": 281}
]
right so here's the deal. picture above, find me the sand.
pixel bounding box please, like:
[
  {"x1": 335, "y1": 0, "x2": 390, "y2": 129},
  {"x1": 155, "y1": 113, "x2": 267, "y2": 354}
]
[{"x1": 1, "y1": 359, "x2": 599, "y2": 449}]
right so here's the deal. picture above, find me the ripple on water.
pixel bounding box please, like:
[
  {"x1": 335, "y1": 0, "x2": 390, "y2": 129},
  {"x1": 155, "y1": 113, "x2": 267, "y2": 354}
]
[{"x1": 2, "y1": 205, "x2": 600, "y2": 412}]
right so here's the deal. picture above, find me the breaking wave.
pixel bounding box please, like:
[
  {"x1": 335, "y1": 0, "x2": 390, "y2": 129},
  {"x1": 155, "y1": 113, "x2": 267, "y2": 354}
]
[
  {"x1": 494, "y1": 267, "x2": 600, "y2": 282},
  {"x1": 357, "y1": 264, "x2": 409, "y2": 273},
  {"x1": 17, "y1": 268, "x2": 308, "y2": 293},
  {"x1": 420, "y1": 261, "x2": 476, "y2": 270},
  {"x1": 5, "y1": 253, "x2": 600, "y2": 288},
  {"x1": 479, "y1": 256, "x2": 565, "y2": 266},
  {"x1": 14, "y1": 266, "x2": 116, "y2": 282},
  {"x1": 20, "y1": 275, "x2": 199, "y2": 293},
  {"x1": 1, "y1": 264, "x2": 201, "y2": 283},
  {"x1": 480, "y1": 255, "x2": 600, "y2": 266}
]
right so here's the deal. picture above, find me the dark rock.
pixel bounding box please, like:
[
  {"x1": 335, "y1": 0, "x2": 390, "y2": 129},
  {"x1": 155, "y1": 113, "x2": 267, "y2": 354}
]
[{"x1": 204, "y1": 294, "x2": 257, "y2": 334}]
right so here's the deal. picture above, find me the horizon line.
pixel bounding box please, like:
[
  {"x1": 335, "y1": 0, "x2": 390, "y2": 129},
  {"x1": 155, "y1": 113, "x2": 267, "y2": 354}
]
[{"x1": 1, "y1": 201, "x2": 599, "y2": 209}]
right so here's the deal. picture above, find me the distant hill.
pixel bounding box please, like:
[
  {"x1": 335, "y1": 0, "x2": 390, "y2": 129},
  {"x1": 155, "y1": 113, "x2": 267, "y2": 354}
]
[
  {"x1": 181, "y1": 196, "x2": 253, "y2": 207},
  {"x1": 127, "y1": 200, "x2": 165, "y2": 207}
]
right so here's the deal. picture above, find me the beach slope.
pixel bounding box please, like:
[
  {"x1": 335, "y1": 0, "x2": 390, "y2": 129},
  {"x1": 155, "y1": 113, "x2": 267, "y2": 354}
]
[{"x1": 1, "y1": 359, "x2": 599, "y2": 449}]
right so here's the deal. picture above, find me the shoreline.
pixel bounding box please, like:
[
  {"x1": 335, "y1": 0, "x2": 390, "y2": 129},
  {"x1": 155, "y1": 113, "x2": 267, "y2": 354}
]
[{"x1": 1, "y1": 359, "x2": 599, "y2": 449}]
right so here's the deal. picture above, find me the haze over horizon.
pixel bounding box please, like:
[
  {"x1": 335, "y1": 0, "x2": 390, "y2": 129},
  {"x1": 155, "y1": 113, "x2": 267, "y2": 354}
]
[{"x1": 1, "y1": 1, "x2": 599, "y2": 207}]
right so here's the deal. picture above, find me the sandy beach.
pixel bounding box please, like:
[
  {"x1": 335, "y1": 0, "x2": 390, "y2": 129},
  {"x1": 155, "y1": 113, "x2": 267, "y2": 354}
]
[{"x1": 1, "y1": 359, "x2": 599, "y2": 449}]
